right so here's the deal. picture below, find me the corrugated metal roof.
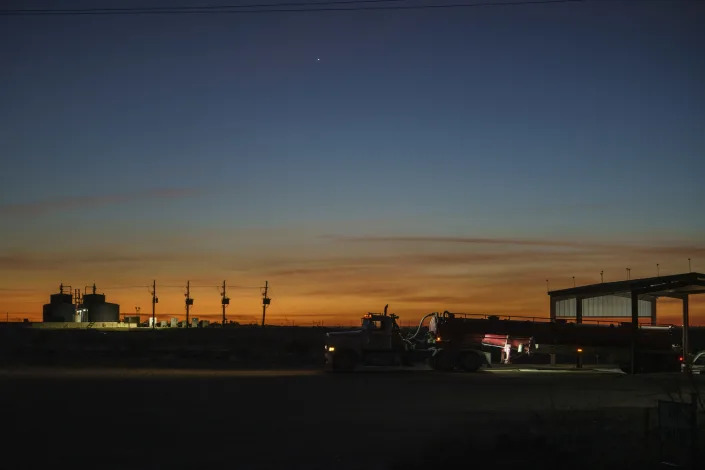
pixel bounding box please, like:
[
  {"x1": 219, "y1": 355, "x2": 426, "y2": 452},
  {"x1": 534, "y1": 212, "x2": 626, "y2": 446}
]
[{"x1": 549, "y1": 272, "x2": 705, "y2": 299}]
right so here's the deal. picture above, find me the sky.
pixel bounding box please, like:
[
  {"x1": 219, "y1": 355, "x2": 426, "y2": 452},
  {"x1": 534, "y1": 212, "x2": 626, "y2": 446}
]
[{"x1": 1, "y1": 0, "x2": 703, "y2": 326}]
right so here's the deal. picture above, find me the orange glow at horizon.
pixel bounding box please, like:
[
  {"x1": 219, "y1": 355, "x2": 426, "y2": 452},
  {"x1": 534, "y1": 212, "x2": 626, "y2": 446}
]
[{"x1": 1, "y1": 236, "x2": 703, "y2": 326}]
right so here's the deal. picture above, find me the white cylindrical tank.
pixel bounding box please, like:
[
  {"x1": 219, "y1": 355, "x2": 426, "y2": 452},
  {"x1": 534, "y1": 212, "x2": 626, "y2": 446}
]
[{"x1": 429, "y1": 316, "x2": 438, "y2": 335}]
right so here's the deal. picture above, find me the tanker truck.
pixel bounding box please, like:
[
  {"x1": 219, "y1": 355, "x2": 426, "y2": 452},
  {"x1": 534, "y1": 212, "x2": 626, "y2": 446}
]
[
  {"x1": 324, "y1": 306, "x2": 682, "y2": 373},
  {"x1": 324, "y1": 307, "x2": 501, "y2": 372}
]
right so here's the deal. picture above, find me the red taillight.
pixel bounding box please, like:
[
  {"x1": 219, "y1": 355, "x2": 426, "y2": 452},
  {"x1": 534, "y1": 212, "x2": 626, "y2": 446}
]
[{"x1": 679, "y1": 356, "x2": 684, "y2": 362}]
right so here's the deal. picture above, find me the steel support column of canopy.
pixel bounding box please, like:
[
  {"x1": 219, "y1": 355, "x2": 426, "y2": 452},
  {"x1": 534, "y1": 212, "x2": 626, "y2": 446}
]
[
  {"x1": 683, "y1": 295, "x2": 690, "y2": 372},
  {"x1": 630, "y1": 291, "x2": 639, "y2": 375}
]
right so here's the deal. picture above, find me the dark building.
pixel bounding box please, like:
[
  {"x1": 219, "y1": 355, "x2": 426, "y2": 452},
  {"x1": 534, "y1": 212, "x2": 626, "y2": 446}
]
[
  {"x1": 42, "y1": 291, "x2": 76, "y2": 322},
  {"x1": 81, "y1": 292, "x2": 120, "y2": 322}
]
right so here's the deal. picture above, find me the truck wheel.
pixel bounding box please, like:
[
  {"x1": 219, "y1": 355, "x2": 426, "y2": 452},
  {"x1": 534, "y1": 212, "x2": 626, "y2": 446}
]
[
  {"x1": 334, "y1": 350, "x2": 358, "y2": 371},
  {"x1": 430, "y1": 350, "x2": 454, "y2": 371},
  {"x1": 460, "y1": 352, "x2": 483, "y2": 372}
]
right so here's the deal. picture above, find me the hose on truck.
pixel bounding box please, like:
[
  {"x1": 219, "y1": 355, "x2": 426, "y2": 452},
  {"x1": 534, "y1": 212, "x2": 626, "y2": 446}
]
[{"x1": 403, "y1": 312, "x2": 439, "y2": 347}]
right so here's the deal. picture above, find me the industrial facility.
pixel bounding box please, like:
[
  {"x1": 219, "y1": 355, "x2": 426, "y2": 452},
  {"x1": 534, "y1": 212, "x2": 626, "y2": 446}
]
[
  {"x1": 43, "y1": 284, "x2": 119, "y2": 324},
  {"x1": 39, "y1": 283, "x2": 218, "y2": 329},
  {"x1": 36, "y1": 279, "x2": 270, "y2": 329}
]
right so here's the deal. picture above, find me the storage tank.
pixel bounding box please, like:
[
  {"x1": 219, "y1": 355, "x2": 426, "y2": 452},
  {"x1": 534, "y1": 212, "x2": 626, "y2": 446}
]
[
  {"x1": 82, "y1": 293, "x2": 119, "y2": 322},
  {"x1": 43, "y1": 292, "x2": 76, "y2": 322}
]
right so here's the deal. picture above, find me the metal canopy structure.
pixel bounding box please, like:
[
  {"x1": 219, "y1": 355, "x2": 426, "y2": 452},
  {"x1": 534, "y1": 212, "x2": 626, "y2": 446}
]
[
  {"x1": 550, "y1": 272, "x2": 705, "y2": 302},
  {"x1": 548, "y1": 272, "x2": 705, "y2": 373},
  {"x1": 549, "y1": 272, "x2": 705, "y2": 323}
]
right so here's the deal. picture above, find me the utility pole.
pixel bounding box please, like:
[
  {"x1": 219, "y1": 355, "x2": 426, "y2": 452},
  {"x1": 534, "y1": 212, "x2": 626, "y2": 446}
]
[
  {"x1": 221, "y1": 280, "x2": 229, "y2": 328},
  {"x1": 688, "y1": 258, "x2": 691, "y2": 272},
  {"x1": 261, "y1": 280, "x2": 270, "y2": 327},
  {"x1": 600, "y1": 270, "x2": 604, "y2": 283},
  {"x1": 185, "y1": 281, "x2": 193, "y2": 328},
  {"x1": 572, "y1": 276, "x2": 575, "y2": 287},
  {"x1": 151, "y1": 280, "x2": 158, "y2": 329}
]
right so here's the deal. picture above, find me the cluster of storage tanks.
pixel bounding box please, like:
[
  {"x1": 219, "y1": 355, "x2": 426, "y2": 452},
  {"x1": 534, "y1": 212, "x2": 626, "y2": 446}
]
[{"x1": 42, "y1": 284, "x2": 119, "y2": 323}]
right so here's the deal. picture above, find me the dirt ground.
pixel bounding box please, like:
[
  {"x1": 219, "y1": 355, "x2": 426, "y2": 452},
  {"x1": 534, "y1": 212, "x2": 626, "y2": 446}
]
[{"x1": 2, "y1": 366, "x2": 704, "y2": 470}]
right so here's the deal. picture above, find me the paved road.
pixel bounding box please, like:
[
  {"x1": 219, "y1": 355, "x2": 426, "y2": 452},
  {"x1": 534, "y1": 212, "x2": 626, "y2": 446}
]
[{"x1": 2, "y1": 366, "x2": 703, "y2": 470}]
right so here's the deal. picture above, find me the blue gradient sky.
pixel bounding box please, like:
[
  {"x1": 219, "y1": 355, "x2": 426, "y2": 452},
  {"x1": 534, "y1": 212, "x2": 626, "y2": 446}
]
[{"x1": 1, "y1": 1, "x2": 703, "y2": 323}]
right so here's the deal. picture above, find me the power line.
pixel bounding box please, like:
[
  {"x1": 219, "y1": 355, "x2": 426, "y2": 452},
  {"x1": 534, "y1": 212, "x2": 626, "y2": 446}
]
[
  {"x1": 94, "y1": 285, "x2": 151, "y2": 289},
  {"x1": 158, "y1": 284, "x2": 260, "y2": 289},
  {"x1": 0, "y1": 0, "x2": 674, "y2": 17}
]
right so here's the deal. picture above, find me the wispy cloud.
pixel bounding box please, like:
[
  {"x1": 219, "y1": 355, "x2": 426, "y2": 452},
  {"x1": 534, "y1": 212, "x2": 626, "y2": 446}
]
[
  {"x1": 0, "y1": 251, "x2": 188, "y2": 270},
  {"x1": 0, "y1": 188, "x2": 199, "y2": 216},
  {"x1": 323, "y1": 235, "x2": 602, "y2": 248},
  {"x1": 263, "y1": 250, "x2": 631, "y2": 280},
  {"x1": 302, "y1": 284, "x2": 420, "y2": 298},
  {"x1": 322, "y1": 234, "x2": 705, "y2": 256}
]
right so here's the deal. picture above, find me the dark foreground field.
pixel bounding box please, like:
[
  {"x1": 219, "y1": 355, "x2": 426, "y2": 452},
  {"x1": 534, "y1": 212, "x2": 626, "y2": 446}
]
[{"x1": 2, "y1": 366, "x2": 704, "y2": 470}]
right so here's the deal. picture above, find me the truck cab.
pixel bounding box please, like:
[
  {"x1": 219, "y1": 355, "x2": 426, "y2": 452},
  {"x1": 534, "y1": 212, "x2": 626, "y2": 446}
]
[{"x1": 324, "y1": 312, "x2": 406, "y2": 371}]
